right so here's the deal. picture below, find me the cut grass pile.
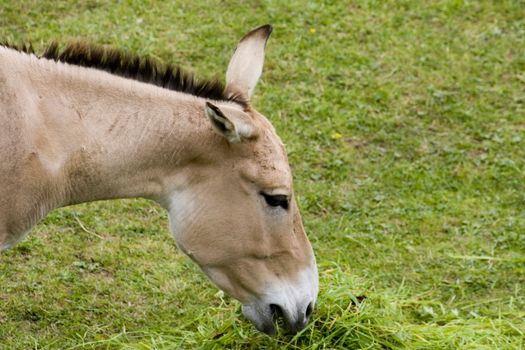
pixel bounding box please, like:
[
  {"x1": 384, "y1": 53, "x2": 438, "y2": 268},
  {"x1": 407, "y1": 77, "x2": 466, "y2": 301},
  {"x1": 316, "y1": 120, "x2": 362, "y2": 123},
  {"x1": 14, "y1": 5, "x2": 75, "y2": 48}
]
[{"x1": 1, "y1": 1, "x2": 524, "y2": 349}]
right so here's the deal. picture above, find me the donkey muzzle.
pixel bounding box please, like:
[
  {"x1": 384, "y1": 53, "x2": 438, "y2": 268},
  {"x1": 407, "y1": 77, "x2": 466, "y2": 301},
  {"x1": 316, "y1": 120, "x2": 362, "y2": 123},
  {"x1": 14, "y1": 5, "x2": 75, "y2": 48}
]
[{"x1": 242, "y1": 299, "x2": 315, "y2": 335}]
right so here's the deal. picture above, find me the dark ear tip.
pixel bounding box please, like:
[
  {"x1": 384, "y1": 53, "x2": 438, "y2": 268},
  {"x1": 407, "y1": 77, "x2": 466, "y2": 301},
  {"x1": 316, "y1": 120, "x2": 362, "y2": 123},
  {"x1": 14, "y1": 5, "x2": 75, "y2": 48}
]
[
  {"x1": 260, "y1": 24, "x2": 273, "y2": 35},
  {"x1": 242, "y1": 24, "x2": 273, "y2": 42},
  {"x1": 205, "y1": 101, "x2": 226, "y2": 118},
  {"x1": 205, "y1": 101, "x2": 218, "y2": 112}
]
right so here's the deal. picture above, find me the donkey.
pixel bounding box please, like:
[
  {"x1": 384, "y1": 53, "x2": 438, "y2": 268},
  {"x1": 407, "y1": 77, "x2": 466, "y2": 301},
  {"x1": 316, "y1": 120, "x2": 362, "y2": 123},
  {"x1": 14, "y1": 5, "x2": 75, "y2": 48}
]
[{"x1": 0, "y1": 25, "x2": 318, "y2": 335}]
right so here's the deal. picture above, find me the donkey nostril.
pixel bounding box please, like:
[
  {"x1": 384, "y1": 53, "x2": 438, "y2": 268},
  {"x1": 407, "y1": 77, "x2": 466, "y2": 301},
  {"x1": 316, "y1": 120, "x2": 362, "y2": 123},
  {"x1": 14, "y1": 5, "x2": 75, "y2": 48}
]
[
  {"x1": 305, "y1": 302, "x2": 314, "y2": 319},
  {"x1": 270, "y1": 303, "x2": 283, "y2": 318},
  {"x1": 269, "y1": 303, "x2": 313, "y2": 334},
  {"x1": 270, "y1": 303, "x2": 286, "y2": 330}
]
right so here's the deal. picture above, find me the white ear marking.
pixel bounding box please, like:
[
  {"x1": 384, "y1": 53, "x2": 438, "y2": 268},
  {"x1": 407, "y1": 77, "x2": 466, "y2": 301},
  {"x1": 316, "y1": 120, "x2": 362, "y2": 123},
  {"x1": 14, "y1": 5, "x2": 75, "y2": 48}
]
[{"x1": 226, "y1": 24, "x2": 272, "y2": 100}]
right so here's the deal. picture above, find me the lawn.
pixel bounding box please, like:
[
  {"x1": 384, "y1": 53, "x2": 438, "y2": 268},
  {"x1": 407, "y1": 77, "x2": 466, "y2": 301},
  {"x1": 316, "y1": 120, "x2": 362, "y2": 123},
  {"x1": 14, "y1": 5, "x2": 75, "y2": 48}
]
[{"x1": 1, "y1": 0, "x2": 524, "y2": 349}]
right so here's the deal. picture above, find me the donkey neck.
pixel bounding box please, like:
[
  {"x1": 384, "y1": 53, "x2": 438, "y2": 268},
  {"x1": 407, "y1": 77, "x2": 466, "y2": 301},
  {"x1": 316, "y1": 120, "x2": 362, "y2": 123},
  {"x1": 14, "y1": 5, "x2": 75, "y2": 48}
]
[{"x1": 32, "y1": 59, "x2": 226, "y2": 206}]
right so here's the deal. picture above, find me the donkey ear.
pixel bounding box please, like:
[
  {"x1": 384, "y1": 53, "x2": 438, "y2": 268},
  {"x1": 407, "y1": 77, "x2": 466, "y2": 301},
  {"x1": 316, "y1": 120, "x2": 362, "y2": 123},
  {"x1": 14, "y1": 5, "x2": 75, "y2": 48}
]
[
  {"x1": 205, "y1": 102, "x2": 256, "y2": 143},
  {"x1": 225, "y1": 24, "x2": 272, "y2": 101}
]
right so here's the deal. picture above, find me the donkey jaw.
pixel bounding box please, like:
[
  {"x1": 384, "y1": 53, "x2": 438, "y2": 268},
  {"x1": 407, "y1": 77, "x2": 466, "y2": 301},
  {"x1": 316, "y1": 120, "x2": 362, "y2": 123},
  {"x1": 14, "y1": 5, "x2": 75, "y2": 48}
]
[{"x1": 242, "y1": 265, "x2": 319, "y2": 335}]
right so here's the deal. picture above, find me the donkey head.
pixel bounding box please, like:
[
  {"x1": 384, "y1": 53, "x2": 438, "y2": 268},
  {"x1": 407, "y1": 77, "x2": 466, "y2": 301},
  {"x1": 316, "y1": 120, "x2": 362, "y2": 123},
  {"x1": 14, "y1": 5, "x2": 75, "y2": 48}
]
[{"x1": 165, "y1": 25, "x2": 318, "y2": 335}]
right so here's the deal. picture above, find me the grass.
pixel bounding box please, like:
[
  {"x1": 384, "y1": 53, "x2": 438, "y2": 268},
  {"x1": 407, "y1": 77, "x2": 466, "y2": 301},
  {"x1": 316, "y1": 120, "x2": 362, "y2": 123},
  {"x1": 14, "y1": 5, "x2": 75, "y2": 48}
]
[{"x1": 1, "y1": 0, "x2": 524, "y2": 348}]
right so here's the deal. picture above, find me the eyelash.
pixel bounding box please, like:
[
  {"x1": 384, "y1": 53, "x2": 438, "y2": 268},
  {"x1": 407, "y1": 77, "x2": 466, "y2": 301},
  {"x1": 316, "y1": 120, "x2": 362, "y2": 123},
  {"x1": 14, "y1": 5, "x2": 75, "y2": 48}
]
[{"x1": 260, "y1": 192, "x2": 289, "y2": 210}]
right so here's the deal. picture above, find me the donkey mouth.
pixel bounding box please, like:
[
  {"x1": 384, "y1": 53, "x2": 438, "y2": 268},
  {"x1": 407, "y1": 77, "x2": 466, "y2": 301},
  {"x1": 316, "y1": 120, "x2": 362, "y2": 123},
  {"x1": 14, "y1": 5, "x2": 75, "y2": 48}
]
[
  {"x1": 242, "y1": 302, "x2": 311, "y2": 335},
  {"x1": 242, "y1": 303, "x2": 276, "y2": 335}
]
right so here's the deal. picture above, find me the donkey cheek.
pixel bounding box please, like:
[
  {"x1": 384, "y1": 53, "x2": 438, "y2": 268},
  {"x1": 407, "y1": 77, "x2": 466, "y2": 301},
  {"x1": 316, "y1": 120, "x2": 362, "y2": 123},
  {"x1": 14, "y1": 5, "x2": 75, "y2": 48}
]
[{"x1": 203, "y1": 267, "x2": 246, "y2": 301}]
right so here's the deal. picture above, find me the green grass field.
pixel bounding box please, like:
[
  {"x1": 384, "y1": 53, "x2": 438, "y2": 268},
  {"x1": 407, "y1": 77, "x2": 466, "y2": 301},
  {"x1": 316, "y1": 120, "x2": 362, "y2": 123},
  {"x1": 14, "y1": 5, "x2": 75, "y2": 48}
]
[{"x1": 1, "y1": 1, "x2": 524, "y2": 349}]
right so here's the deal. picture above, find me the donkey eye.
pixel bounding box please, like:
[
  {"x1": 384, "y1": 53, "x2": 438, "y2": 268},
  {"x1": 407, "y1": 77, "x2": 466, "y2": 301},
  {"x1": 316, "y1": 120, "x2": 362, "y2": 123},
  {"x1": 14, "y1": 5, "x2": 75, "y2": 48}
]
[{"x1": 261, "y1": 193, "x2": 289, "y2": 210}]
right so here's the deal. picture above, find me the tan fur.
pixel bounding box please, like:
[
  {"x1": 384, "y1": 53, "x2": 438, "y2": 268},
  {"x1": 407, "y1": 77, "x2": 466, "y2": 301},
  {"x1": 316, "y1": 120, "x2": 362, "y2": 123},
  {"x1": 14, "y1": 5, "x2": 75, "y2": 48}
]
[{"x1": 0, "y1": 26, "x2": 317, "y2": 334}]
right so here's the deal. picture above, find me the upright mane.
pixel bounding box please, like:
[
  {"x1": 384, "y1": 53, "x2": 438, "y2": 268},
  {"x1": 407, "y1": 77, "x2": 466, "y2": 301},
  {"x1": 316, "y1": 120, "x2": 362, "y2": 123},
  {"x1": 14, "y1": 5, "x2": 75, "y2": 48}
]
[{"x1": 1, "y1": 41, "x2": 248, "y2": 107}]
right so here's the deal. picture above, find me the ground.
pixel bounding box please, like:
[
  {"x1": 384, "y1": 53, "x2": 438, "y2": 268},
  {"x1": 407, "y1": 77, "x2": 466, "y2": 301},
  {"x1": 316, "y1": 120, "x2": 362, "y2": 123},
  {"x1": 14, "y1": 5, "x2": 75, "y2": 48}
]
[{"x1": 0, "y1": 1, "x2": 524, "y2": 349}]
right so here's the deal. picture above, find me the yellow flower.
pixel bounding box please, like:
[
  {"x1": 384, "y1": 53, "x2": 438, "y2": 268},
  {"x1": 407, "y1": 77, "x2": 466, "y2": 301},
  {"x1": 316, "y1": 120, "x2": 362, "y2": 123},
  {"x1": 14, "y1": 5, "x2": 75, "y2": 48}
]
[
  {"x1": 331, "y1": 132, "x2": 343, "y2": 139},
  {"x1": 309, "y1": 28, "x2": 316, "y2": 33}
]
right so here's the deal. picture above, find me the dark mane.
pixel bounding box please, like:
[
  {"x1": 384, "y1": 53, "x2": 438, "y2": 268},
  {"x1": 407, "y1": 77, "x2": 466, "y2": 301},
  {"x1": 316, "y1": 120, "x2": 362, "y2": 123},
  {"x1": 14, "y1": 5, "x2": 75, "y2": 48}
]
[{"x1": 1, "y1": 41, "x2": 248, "y2": 107}]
